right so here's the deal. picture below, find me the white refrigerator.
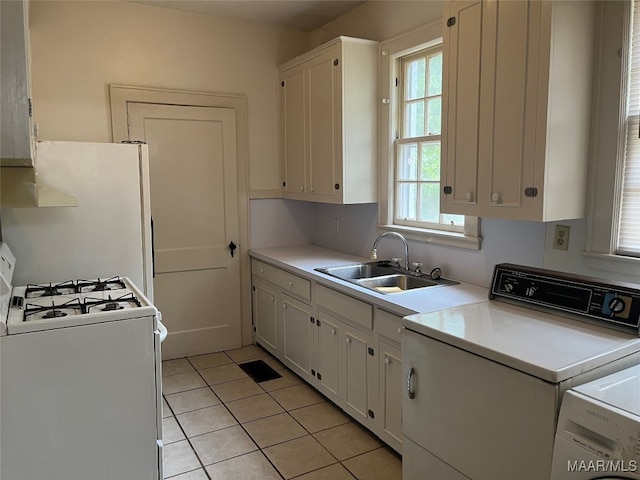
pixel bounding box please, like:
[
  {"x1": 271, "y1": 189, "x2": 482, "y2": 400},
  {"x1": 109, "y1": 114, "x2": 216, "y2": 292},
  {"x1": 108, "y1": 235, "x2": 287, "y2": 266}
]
[{"x1": 0, "y1": 140, "x2": 154, "y2": 300}]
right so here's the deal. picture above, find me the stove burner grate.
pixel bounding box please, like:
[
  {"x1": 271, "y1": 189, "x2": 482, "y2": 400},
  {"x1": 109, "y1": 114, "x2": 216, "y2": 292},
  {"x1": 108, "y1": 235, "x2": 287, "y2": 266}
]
[
  {"x1": 84, "y1": 293, "x2": 141, "y2": 313},
  {"x1": 25, "y1": 281, "x2": 76, "y2": 299},
  {"x1": 77, "y1": 277, "x2": 126, "y2": 293},
  {"x1": 24, "y1": 298, "x2": 84, "y2": 322}
]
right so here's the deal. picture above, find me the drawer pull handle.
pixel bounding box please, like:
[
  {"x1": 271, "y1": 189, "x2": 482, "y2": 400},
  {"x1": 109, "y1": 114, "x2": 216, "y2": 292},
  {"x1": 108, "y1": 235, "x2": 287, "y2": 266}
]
[{"x1": 407, "y1": 367, "x2": 415, "y2": 399}]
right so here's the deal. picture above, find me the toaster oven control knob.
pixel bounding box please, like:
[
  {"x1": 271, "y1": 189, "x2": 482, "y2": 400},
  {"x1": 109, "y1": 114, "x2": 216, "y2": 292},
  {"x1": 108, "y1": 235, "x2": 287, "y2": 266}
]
[
  {"x1": 504, "y1": 281, "x2": 514, "y2": 293},
  {"x1": 525, "y1": 286, "x2": 537, "y2": 297},
  {"x1": 608, "y1": 297, "x2": 626, "y2": 314}
]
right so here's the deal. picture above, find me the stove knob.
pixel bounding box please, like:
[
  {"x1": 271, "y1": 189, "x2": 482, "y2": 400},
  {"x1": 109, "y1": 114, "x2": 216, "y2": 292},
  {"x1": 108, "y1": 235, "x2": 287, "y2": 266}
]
[
  {"x1": 525, "y1": 286, "x2": 537, "y2": 297},
  {"x1": 608, "y1": 297, "x2": 626, "y2": 314}
]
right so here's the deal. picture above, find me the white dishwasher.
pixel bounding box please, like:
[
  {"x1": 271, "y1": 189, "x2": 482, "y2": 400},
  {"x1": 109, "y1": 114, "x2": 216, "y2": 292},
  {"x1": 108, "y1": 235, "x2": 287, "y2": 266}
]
[{"x1": 402, "y1": 264, "x2": 640, "y2": 480}]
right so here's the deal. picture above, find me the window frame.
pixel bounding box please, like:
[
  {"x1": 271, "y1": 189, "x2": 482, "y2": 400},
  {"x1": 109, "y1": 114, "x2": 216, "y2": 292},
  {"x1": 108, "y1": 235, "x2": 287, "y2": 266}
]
[
  {"x1": 584, "y1": 0, "x2": 639, "y2": 276},
  {"x1": 378, "y1": 22, "x2": 481, "y2": 250}
]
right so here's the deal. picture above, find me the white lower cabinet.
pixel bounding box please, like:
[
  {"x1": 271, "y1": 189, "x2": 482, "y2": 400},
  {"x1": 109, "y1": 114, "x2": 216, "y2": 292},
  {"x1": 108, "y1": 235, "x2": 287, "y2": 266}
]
[
  {"x1": 250, "y1": 258, "x2": 403, "y2": 454},
  {"x1": 251, "y1": 276, "x2": 278, "y2": 354},
  {"x1": 341, "y1": 323, "x2": 377, "y2": 427},
  {"x1": 282, "y1": 293, "x2": 315, "y2": 384},
  {"x1": 378, "y1": 338, "x2": 402, "y2": 452},
  {"x1": 316, "y1": 310, "x2": 341, "y2": 404}
]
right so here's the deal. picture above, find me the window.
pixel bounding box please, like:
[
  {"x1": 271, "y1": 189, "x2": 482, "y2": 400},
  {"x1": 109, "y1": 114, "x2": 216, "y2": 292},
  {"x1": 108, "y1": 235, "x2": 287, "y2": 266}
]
[
  {"x1": 584, "y1": 1, "x2": 639, "y2": 276},
  {"x1": 378, "y1": 23, "x2": 480, "y2": 250},
  {"x1": 394, "y1": 48, "x2": 463, "y2": 231},
  {"x1": 619, "y1": 0, "x2": 640, "y2": 257}
]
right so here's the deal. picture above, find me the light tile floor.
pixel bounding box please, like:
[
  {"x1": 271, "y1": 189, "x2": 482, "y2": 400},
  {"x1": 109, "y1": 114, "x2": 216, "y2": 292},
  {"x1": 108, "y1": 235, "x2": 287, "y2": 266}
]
[{"x1": 162, "y1": 345, "x2": 402, "y2": 480}]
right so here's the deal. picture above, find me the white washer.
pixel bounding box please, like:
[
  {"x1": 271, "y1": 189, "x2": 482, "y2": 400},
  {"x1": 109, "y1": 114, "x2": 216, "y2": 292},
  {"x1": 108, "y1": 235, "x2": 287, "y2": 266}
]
[
  {"x1": 551, "y1": 364, "x2": 640, "y2": 479},
  {"x1": 402, "y1": 264, "x2": 640, "y2": 480}
]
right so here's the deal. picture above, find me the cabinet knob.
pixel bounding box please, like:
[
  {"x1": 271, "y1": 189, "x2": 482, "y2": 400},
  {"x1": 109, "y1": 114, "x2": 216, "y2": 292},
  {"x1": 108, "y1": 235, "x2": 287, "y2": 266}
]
[
  {"x1": 270, "y1": 296, "x2": 274, "y2": 301},
  {"x1": 346, "y1": 337, "x2": 351, "y2": 344},
  {"x1": 384, "y1": 357, "x2": 391, "y2": 365},
  {"x1": 465, "y1": 191, "x2": 473, "y2": 201},
  {"x1": 310, "y1": 186, "x2": 314, "y2": 192},
  {"x1": 260, "y1": 268, "x2": 265, "y2": 273},
  {"x1": 299, "y1": 186, "x2": 304, "y2": 192},
  {"x1": 397, "y1": 327, "x2": 401, "y2": 334},
  {"x1": 288, "y1": 281, "x2": 293, "y2": 287},
  {"x1": 491, "y1": 193, "x2": 501, "y2": 203},
  {"x1": 331, "y1": 328, "x2": 336, "y2": 335}
]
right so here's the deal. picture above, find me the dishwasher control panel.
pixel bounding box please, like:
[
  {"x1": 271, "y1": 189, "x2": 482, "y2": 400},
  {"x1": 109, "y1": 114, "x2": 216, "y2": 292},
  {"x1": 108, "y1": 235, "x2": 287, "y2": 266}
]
[{"x1": 490, "y1": 263, "x2": 640, "y2": 334}]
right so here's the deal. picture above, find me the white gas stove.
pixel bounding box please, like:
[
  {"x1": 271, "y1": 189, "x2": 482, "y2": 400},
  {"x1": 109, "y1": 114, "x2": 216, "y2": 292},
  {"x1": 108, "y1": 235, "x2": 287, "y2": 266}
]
[
  {"x1": 0, "y1": 242, "x2": 166, "y2": 480},
  {"x1": 7, "y1": 276, "x2": 160, "y2": 334}
]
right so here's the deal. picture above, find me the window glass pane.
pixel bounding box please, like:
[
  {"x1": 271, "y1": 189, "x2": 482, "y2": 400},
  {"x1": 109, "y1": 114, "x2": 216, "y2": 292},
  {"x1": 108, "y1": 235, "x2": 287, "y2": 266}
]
[
  {"x1": 398, "y1": 143, "x2": 418, "y2": 180},
  {"x1": 428, "y1": 53, "x2": 443, "y2": 96},
  {"x1": 404, "y1": 101, "x2": 425, "y2": 137},
  {"x1": 405, "y1": 58, "x2": 426, "y2": 101},
  {"x1": 426, "y1": 97, "x2": 441, "y2": 135},
  {"x1": 420, "y1": 142, "x2": 440, "y2": 181},
  {"x1": 419, "y1": 183, "x2": 440, "y2": 223},
  {"x1": 396, "y1": 183, "x2": 417, "y2": 220}
]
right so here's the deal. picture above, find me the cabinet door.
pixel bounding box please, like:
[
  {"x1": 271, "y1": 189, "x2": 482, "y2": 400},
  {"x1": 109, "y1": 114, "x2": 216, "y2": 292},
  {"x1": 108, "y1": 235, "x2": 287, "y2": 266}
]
[
  {"x1": 282, "y1": 293, "x2": 315, "y2": 383},
  {"x1": 0, "y1": 0, "x2": 33, "y2": 164},
  {"x1": 306, "y1": 48, "x2": 339, "y2": 200},
  {"x1": 341, "y1": 325, "x2": 376, "y2": 425},
  {"x1": 441, "y1": 0, "x2": 483, "y2": 215},
  {"x1": 251, "y1": 277, "x2": 278, "y2": 355},
  {"x1": 280, "y1": 65, "x2": 306, "y2": 195},
  {"x1": 478, "y1": 0, "x2": 540, "y2": 217},
  {"x1": 378, "y1": 339, "x2": 402, "y2": 453},
  {"x1": 316, "y1": 310, "x2": 341, "y2": 404}
]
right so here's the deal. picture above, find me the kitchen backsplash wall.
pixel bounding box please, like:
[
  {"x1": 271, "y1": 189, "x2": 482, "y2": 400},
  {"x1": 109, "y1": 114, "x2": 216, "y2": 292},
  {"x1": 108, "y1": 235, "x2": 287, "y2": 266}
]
[{"x1": 249, "y1": 199, "x2": 638, "y2": 288}]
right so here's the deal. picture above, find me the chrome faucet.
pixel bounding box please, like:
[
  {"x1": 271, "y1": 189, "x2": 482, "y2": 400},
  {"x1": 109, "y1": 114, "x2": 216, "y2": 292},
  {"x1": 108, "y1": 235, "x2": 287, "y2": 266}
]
[{"x1": 370, "y1": 232, "x2": 410, "y2": 270}]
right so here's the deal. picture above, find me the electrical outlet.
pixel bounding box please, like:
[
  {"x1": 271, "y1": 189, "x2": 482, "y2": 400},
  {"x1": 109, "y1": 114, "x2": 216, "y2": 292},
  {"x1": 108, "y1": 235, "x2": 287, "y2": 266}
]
[
  {"x1": 333, "y1": 218, "x2": 340, "y2": 235},
  {"x1": 553, "y1": 225, "x2": 570, "y2": 251}
]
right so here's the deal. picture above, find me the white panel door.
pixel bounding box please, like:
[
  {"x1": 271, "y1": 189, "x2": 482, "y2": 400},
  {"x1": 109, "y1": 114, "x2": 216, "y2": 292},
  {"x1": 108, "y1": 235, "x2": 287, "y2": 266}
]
[{"x1": 128, "y1": 103, "x2": 241, "y2": 358}]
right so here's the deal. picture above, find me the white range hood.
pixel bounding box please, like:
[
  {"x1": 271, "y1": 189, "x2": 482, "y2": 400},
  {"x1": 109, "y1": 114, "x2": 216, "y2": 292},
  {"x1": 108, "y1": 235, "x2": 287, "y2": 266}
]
[{"x1": 1, "y1": 166, "x2": 77, "y2": 208}]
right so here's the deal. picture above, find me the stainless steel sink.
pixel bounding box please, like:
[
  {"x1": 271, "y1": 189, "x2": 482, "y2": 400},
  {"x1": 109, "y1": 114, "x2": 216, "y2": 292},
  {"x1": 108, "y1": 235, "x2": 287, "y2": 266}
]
[
  {"x1": 315, "y1": 262, "x2": 459, "y2": 294},
  {"x1": 315, "y1": 262, "x2": 396, "y2": 280},
  {"x1": 355, "y1": 274, "x2": 438, "y2": 293}
]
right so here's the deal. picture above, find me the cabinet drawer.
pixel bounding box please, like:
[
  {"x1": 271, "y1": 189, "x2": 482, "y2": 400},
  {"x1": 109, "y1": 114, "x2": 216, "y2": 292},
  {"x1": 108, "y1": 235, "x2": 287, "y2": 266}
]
[
  {"x1": 315, "y1": 284, "x2": 372, "y2": 330},
  {"x1": 252, "y1": 259, "x2": 311, "y2": 301},
  {"x1": 374, "y1": 309, "x2": 402, "y2": 344}
]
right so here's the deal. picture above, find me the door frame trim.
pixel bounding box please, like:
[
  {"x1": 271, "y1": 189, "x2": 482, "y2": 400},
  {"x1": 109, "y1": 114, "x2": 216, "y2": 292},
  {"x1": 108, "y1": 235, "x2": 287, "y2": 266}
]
[{"x1": 109, "y1": 84, "x2": 252, "y2": 346}]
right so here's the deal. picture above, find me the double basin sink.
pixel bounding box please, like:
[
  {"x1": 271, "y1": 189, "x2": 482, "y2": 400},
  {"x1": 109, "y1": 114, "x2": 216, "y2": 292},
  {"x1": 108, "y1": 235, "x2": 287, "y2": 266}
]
[{"x1": 315, "y1": 261, "x2": 458, "y2": 295}]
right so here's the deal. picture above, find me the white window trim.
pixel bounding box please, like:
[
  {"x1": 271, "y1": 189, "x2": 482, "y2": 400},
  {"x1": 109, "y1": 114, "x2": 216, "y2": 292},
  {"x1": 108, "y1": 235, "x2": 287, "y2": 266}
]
[
  {"x1": 584, "y1": 1, "x2": 640, "y2": 276},
  {"x1": 378, "y1": 22, "x2": 481, "y2": 251}
]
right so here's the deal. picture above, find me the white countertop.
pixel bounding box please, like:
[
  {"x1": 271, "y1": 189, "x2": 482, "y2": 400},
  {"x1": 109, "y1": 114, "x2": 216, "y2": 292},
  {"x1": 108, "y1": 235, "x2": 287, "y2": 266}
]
[
  {"x1": 404, "y1": 301, "x2": 640, "y2": 383},
  {"x1": 249, "y1": 245, "x2": 489, "y2": 316}
]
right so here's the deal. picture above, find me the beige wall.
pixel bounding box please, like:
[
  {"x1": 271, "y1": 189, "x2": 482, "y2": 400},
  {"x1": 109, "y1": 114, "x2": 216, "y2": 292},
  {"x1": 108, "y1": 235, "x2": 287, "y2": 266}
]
[
  {"x1": 28, "y1": 0, "x2": 310, "y2": 193},
  {"x1": 311, "y1": 0, "x2": 443, "y2": 45}
]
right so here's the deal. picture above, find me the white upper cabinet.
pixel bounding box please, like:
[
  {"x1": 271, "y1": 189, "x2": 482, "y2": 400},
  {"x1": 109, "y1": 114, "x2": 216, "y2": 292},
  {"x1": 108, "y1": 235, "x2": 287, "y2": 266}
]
[
  {"x1": 279, "y1": 37, "x2": 378, "y2": 204},
  {"x1": 441, "y1": 0, "x2": 596, "y2": 221},
  {"x1": 1, "y1": 0, "x2": 34, "y2": 166}
]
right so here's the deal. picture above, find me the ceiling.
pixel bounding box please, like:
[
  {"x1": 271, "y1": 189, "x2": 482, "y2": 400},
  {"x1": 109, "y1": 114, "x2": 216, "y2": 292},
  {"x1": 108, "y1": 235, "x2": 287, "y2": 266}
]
[{"x1": 128, "y1": 0, "x2": 367, "y2": 32}]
